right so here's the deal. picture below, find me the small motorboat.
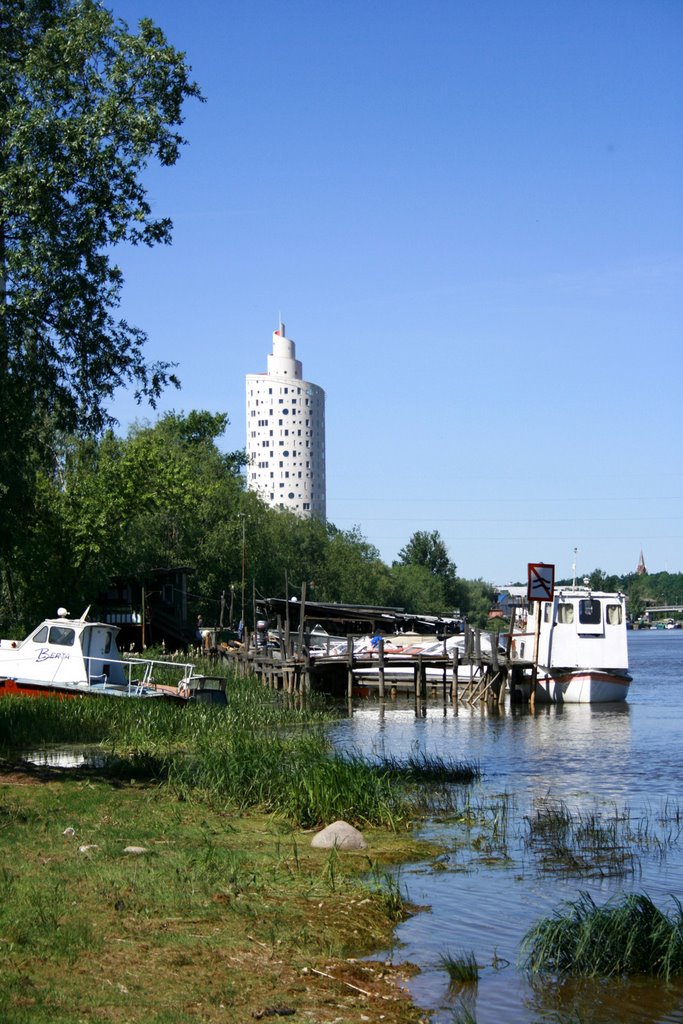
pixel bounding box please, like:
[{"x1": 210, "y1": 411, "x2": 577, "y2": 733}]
[{"x1": 0, "y1": 608, "x2": 196, "y2": 701}]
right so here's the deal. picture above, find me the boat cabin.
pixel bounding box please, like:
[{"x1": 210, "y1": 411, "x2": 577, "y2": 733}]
[{"x1": 513, "y1": 588, "x2": 629, "y2": 671}]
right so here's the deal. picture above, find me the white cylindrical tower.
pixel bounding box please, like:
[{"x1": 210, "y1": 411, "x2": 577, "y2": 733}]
[
  {"x1": 267, "y1": 322, "x2": 302, "y2": 379},
  {"x1": 246, "y1": 323, "x2": 326, "y2": 520}
]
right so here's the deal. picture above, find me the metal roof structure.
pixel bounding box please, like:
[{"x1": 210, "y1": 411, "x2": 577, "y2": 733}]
[{"x1": 255, "y1": 596, "x2": 462, "y2": 635}]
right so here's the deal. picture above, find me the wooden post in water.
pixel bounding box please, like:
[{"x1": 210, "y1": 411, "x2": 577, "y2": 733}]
[
  {"x1": 302, "y1": 650, "x2": 311, "y2": 695},
  {"x1": 378, "y1": 636, "x2": 385, "y2": 699},
  {"x1": 489, "y1": 633, "x2": 500, "y2": 705},
  {"x1": 489, "y1": 633, "x2": 498, "y2": 671},
  {"x1": 347, "y1": 636, "x2": 354, "y2": 699},
  {"x1": 452, "y1": 649, "x2": 459, "y2": 705},
  {"x1": 297, "y1": 581, "x2": 306, "y2": 658},
  {"x1": 418, "y1": 654, "x2": 426, "y2": 702},
  {"x1": 505, "y1": 602, "x2": 516, "y2": 658},
  {"x1": 530, "y1": 605, "x2": 541, "y2": 710}
]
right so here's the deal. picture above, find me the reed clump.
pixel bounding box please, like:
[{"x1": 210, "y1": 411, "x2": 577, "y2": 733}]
[
  {"x1": 521, "y1": 891, "x2": 683, "y2": 980},
  {"x1": 439, "y1": 949, "x2": 480, "y2": 984}
]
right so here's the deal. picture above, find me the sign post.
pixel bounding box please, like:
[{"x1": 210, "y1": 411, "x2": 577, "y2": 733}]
[
  {"x1": 527, "y1": 563, "x2": 555, "y2": 603},
  {"x1": 527, "y1": 563, "x2": 555, "y2": 708}
]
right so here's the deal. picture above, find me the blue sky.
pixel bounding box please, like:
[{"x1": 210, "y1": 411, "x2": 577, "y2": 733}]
[{"x1": 107, "y1": 0, "x2": 682, "y2": 585}]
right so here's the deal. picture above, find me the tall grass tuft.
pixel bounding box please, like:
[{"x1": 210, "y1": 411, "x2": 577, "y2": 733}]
[
  {"x1": 167, "y1": 730, "x2": 407, "y2": 827},
  {"x1": 439, "y1": 949, "x2": 480, "y2": 984},
  {"x1": 380, "y1": 752, "x2": 480, "y2": 785},
  {"x1": 521, "y1": 891, "x2": 683, "y2": 980}
]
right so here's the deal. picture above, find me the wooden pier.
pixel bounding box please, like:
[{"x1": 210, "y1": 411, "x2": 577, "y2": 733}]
[{"x1": 218, "y1": 626, "x2": 531, "y2": 707}]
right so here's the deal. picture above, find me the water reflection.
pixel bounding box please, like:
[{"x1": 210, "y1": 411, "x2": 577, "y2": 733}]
[
  {"x1": 18, "y1": 746, "x2": 106, "y2": 769},
  {"x1": 527, "y1": 974, "x2": 683, "y2": 1024}
]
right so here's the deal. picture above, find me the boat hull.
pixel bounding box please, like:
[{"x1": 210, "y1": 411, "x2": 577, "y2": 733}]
[
  {"x1": 0, "y1": 675, "x2": 182, "y2": 702},
  {"x1": 0, "y1": 677, "x2": 88, "y2": 700},
  {"x1": 532, "y1": 669, "x2": 631, "y2": 704}
]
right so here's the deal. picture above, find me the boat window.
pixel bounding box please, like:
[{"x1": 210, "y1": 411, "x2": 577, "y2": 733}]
[
  {"x1": 48, "y1": 626, "x2": 75, "y2": 647},
  {"x1": 544, "y1": 604, "x2": 552, "y2": 622},
  {"x1": 607, "y1": 604, "x2": 622, "y2": 626},
  {"x1": 32, "y1": 626, "x2": 48, "y2": 643},
  {"x1": 579, "y1": 599, "x2": 601, "y2": 625},
  {"x1": 557, "y1": 604, "x2": 574, "y2": 624}
]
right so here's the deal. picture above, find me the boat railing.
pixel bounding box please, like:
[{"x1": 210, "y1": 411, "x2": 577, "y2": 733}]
[
  {"x1": 86, "y1": 654, "x2": 196, "y2": 695},
  {"x1": 122, "y1": 655, "x2": 196, "y2": 694}
]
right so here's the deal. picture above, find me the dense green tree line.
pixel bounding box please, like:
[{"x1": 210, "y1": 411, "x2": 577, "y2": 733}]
[
  {"x1": 0, "y1": 411, "x2": 497, "y2": 634},
  {"x1": 3, "y1": 408, "x2": 679, "y2": 634}
]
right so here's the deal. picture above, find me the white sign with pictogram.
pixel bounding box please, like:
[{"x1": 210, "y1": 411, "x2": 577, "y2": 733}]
[{"x1": 527, "y1": 562, "x2": 555, "y2": 602}]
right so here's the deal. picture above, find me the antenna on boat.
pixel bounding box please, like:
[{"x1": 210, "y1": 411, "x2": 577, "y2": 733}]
[
  {"x1": 80, "y1": 605, "x2": 91, "y2": 621},
  {"x1": 572, "y1": 547, "x2": 577, "y2": 588}
]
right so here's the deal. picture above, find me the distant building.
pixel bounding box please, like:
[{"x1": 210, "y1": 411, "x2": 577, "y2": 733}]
[
  {"x1": 246, "y1": 322, "x2": 326, "y2": 519},
  {"x1": 636, "y1": 550, "x2": 647, "y2": 576}
]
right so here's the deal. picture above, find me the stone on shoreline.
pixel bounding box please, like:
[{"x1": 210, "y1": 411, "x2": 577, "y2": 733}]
[{"x1": 310, "y1": 820, "x2": 367, "y2": 850}]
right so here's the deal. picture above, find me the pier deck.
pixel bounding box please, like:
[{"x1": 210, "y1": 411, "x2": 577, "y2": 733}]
[{"x1": 218, "y1": 626, "x2": 533, "y2": 706}]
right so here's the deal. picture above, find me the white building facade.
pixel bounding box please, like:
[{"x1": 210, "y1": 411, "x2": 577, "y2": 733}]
[{"x1": 246, "y1": 322, "x2": 326, "y2": 520}]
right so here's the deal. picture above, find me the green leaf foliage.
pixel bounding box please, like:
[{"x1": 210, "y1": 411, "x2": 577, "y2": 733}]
[{"x1": 0, "y1": 0, "x2": 202, "y2": 577}]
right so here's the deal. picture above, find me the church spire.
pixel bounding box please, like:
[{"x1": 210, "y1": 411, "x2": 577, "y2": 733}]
[{"x1": 636, "y1": 550, "x2": 647, "y2": 576}]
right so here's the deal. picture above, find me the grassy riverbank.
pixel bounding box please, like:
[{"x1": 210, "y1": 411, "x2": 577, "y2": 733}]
[{"x1": 0, "y1": 675, "x2": 478, "y2": 1023}]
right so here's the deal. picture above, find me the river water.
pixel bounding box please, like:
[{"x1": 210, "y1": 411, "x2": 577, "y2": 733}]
[{"x1": 329, "y1": 631, "x2": 683, "y2": 1024}]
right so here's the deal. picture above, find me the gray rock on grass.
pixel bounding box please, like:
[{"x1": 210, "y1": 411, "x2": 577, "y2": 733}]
[{"x1": 310, "y1": 820, "x2": 367, "y2": 850}]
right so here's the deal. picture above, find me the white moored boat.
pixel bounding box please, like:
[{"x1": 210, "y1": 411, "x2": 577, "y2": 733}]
[
  {"x1": 0, "y1": 608, "x2": 196, "y2": 701},
  {"x1": 509, "y1": 587, "x2": 632, "y2": 703}
]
